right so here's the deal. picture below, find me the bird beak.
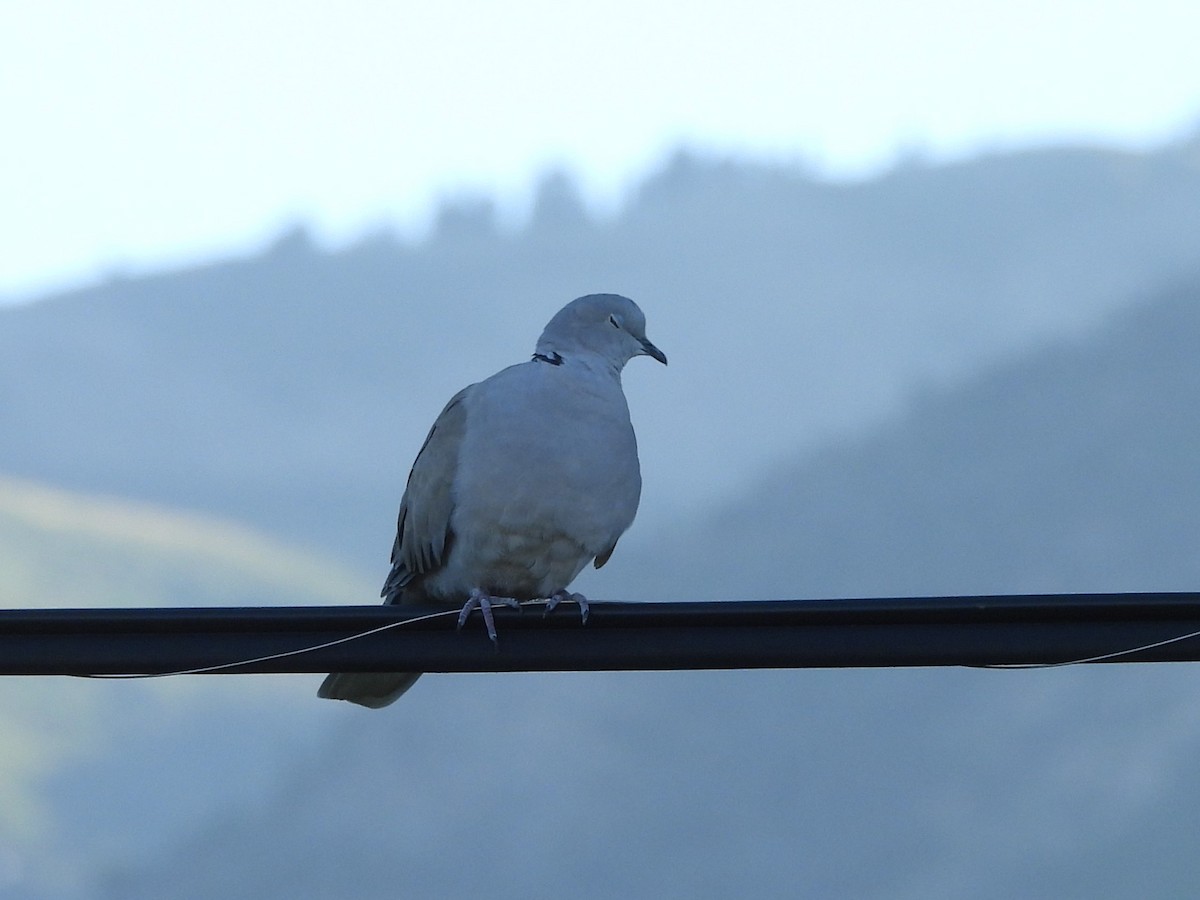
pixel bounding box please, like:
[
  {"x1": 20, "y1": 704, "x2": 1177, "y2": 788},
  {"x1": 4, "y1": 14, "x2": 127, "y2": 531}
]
[{"x1": 640, "y1": 338, "x2": 668, "y2": 365}]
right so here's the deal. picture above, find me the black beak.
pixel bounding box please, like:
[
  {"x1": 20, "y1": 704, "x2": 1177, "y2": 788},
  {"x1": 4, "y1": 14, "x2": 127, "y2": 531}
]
[{"x1": 640, "y1": 338, "x2": 668, "y2": 365}]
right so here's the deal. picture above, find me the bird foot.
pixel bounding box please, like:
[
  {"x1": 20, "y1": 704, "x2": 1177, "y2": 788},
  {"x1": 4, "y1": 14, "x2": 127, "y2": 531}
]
[
  {"x1": 543, "y1": 590, "x2": 590, "y2": 625},
  {"x1": 457, "y1": 588, "x2": 521, "y2": 647}
]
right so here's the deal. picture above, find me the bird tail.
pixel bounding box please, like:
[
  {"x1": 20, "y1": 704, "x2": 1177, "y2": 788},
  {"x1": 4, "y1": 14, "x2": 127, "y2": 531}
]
[{"x1": 317, "y1": 671, "x2": 423, "y2": 708}]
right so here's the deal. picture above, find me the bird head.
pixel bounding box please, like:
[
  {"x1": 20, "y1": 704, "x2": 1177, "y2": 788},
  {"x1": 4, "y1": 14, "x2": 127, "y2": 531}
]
[{"x1": 535, "y1": 293, "x2": 668, "y2": 370}]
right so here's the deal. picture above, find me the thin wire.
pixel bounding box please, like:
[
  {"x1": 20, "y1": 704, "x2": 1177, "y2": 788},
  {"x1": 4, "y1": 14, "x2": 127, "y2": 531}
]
[
  {"x1": 64, "y1": 606, "x2": 1200, "y2": 679},
  {"x1": 70, "y1": 607, "x2": 465, "y2": 679},
  {"x1": 973, "y1": 626, "x2": 1200, "y2": 669}
]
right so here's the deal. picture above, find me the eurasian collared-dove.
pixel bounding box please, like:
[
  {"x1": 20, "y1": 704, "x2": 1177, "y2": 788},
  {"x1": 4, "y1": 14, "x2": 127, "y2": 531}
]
[{"x1": 318, "y1": 294, "x2": 666, "y2": 707}]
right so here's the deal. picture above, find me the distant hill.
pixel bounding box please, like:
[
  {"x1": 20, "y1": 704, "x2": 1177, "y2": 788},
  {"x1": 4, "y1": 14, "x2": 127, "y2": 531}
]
[
  {"x1": 0, "y1": 475, "x2": 371, "y2": 610},
  {"x1": 92, "y1": 273, "x2": 1200, "y2": 900},
  {"x1": 633, "y1": 277, "x2": 1200, "y2": 600},
  {"x1": 0, "y1": 476, "x2": 372, "y2": 900},
  {"x1": 4, "y1": 140, "x2": 1200, "y2": 569}
]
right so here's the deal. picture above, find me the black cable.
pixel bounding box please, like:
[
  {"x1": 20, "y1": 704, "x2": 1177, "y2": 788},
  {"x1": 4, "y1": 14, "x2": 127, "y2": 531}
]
[{"x1": 2, "y1": 593, "x2": 1200, "y2": 676}]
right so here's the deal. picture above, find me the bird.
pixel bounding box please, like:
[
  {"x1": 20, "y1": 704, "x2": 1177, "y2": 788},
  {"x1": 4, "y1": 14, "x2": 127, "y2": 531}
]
[{"x1": 318, "y1": 293, "x2": 667, "y2": 708}]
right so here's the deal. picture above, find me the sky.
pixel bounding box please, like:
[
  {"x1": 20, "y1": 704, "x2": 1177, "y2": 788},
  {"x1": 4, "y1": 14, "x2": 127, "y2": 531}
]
[{"x1": 2, "y1": 0, "x2": 1200, "y2": 301}]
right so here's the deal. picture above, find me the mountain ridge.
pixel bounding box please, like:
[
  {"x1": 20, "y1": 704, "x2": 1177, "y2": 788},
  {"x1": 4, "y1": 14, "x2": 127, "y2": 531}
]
[{"x1": 5, "y1": 142, "x2": 1200, "y2": 568}]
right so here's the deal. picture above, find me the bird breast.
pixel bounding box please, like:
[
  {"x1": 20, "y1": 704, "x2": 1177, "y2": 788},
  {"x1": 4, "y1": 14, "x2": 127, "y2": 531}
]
[{"x1": 436, "y1": 361, "x2": 642, "y2": 598}]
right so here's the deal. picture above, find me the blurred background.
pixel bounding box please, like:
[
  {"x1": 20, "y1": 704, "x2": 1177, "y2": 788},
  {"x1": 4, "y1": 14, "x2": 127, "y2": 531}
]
[{"x1": 4, "y1": 1, "x2": 1200, "y2": 897}]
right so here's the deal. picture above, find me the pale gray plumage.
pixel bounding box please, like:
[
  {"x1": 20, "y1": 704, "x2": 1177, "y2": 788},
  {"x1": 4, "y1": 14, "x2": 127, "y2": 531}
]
[{"x1": 319, "y1": 293, "x2": 666, "y2": 708}]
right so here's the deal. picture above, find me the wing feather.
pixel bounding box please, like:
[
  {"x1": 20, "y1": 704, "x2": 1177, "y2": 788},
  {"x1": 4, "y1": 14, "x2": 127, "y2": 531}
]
[
  {"x1": 380, "y1": 388, "x2": 469, "y2": 602},
  {"x1": 593, "y1": 536, "x2": 620, "y2": 569}
]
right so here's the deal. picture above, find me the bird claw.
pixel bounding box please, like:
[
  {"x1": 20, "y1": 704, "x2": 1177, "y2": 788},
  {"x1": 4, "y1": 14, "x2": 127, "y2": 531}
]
[
  {"x1": 457, "y1": 589, "x2": 521, "y2": 647},
  {"x1": 543, "y1": 590, "x2": 590, "y2": 625}
]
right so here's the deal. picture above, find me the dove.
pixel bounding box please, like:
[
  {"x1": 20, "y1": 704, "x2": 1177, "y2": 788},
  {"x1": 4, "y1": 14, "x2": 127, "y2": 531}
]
[{"x1": 318, "y1": 293, "x2": 666, "y2": 707}]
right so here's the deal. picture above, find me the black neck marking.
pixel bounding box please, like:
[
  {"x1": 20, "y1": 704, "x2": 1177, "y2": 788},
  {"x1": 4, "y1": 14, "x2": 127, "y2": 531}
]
[{"x1": 532, "y1": 351, "x2": 564, "y2": 365}]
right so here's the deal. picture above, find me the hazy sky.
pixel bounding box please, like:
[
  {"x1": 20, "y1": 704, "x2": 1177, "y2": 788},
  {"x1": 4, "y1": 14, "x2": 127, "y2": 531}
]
[{"x1": 3, "y1": 0, "x2": 1199, "y2": 299}]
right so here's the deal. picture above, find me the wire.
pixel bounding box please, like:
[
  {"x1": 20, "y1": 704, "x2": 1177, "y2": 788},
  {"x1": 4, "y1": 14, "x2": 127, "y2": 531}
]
[
  {"x1": 972, "y1": 626, "x2": 1200, "y2": 669},
  {"x1": 71, "y1": 607, "x2": 465, "y2": 680}
]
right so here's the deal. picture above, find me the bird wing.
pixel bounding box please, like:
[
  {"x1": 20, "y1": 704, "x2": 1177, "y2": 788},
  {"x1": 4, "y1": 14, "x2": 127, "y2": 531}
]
[
  {"x1": 593, "y1": 537, "x2": 620, "y2": 569},
  {"x1": 381, "y1": 387, "x2": 470, "y2": 603}
]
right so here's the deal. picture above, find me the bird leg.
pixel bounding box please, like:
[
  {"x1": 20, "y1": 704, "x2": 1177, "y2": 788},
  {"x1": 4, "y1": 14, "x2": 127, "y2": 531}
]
[
  {"x1": 543, "y1": 590, "x2": 590, "y2": 625},
  {"x1": 457, "y1": 588, "x2": 521, "y2": 646}
]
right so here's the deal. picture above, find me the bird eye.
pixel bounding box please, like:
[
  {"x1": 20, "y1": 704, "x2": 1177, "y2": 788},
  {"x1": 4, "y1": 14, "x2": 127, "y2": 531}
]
[{"x1": 609, "y1": 315, "x2": 621, "y2": 329}]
